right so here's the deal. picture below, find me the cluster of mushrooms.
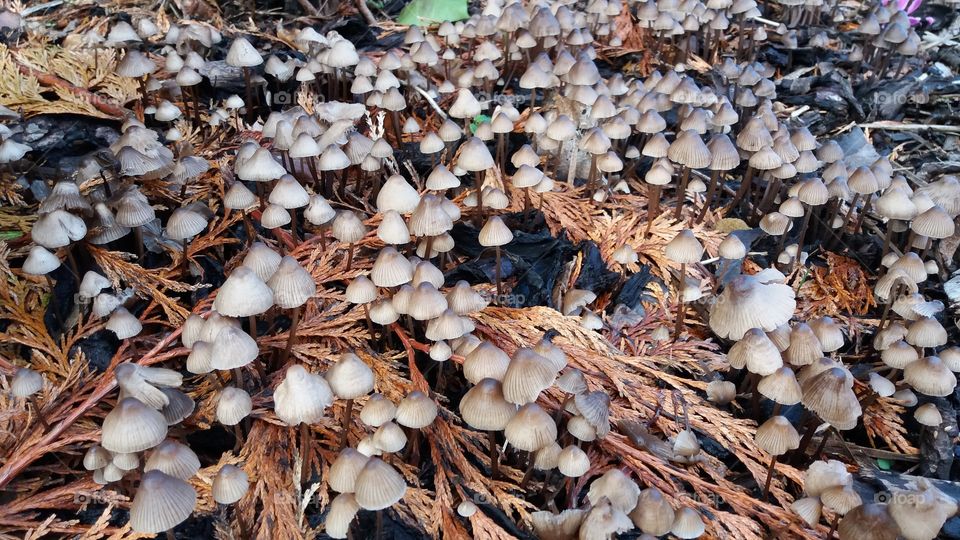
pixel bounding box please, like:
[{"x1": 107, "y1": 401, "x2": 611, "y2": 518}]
[{"x1": 5, "y1": 0, "x2": 960, "y2": 538}]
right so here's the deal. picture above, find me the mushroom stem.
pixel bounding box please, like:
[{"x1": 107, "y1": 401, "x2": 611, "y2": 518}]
[
  {"x1": 299, "y1": 422, "x2": 311, "y2": 485},
  {"x1": 390, "y1": 110, "x2": 403, "y2": 148},
  {"x1": 232, "y1": 368, "x2": 245, "y2": 390},
  {"x1": 813, "y1": 426, "x2": 833, "y2": 457},
  {"x1": 133, "y1": 226, "x2": 145, "y2": 262},
  {"x1": 181, "y1": 238, "x2": 190, "y2": 277},
  {"x1": 28, "y1": 396, "x2": 49, "y2": 430},
  {"x1": 242, "y1": 213, "x2": 255, "y2": 246},
  {"x1": 362, "y1": 303, "x2": 374, "y2": 338},
  {"x1": 645, "y1": 185, "x2": 662, "y2": 237},
  {"x1": 166, "y1": 530, "x2": 175, "y2": 540},
  {"x1": 840, "y1": 193, "x2": 861, "y2": 233},
  {"x1": 339, "y1": 398, "x2": 355, "y2": 450},
  {"x1": 346, "y1": 242, "x2": 355, "y2": 270},
  {"x1": 242, "y1": 67, "x2": 254, "y2": 123},
  {"x1": 761, "y1": 455, "x2": 778, "y2": 500},
  {"x1": 474, "y1": 171, "x2": 485, "y2": 227},
  {"x1": 881, "y1": 219, "x2": 896, "y2": 259},
  {"x1": 494, "y1": 245, "x2": 503, "y2": 300},
  {"x1": 697, "y1": 169, "x2": 721, "y2": 222},
  {"x1": 674, "y1": 166, "x2": 690, "y2": 221},
  {"x1": 423, "y1": 235, "x2": 435, "y2": 262},
  {"x1": 790, "y1": 204, "x2": 812, "y2": 273},
  {"x1": 43, "y1": 275, "x2": 64, "y2": 329},
  {"x1": 488, "y1": 430, "x2": 499, "y2": 480},
  {"x1": 289, "y1": 209, "x2": 299, "y2": 245},
  {"x1": 727, "y1": 165, "x2": 755, "y2": 212},
  {"x1": 878, "y1": 282, "x2": 901, "y2": 331},
  {"x1": 672, "y1": 273, "x2": 687, "y2": 341},
  {"x1": 280, "y1": 306, "x2": 301, "y2": 366}
]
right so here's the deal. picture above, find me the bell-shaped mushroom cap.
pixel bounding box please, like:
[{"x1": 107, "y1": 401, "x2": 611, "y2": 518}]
[
  {"x1": 345, "y1": 275, "x2": 377, "y2": 305},
  {"x1": 210, "y1": 326, "x2": 258, "y2": 370},
  {"x1": 260, "y1": 203, "x2": 291, "y2": 229},
  {"x1": 166, "y1": 207, "x2": 208, "y2": 240},
  {"x1": 22, "y1": 246, "x2": 61, "y2": 275},
  {"x1": 505, "y1": 403, "x2": 557, "y2": 451},
  {"x1": 533, "y1": 440, "x2": 562, "y2": 470},
  {"x1": 718, "y1": 233, "x2": 747, "y2": 260},
  {"x1": 373, "y1": 421, "x2": 407, "y2": 453},
  {"x1": 331, "y1": 211, "x2": 367, "y2": 244},
  {"x1": 911, "y1": 205, "x2": 955, "y2": 239},
  {"x1": 459, "y1": 378, "x2": 517, "y2": 431},
  {"x1": 429, "y1": 340, "x2": 452, "y2": 361},
  {"x1": 671, "y1": 507, "x2": 706, "y2": 539},
  {"x1": 709, "y1": 274, "x2": 796, "y2": 340},
  {"x1": 755, "y1": 415, "x2": 800, "y2": 456},
  {"x1": 478, "y1": 216, "x2": 514, "y2": 247},
  {"x1": 587, "y1": 469, "x2": 640, "y2": 513},
  {"x1": 217, "y1": 386, "x2": 252, "y2": 426},
  {"x1": 144, "y1": 439, "x2": 201, "y2": 480},
  {"x1": 267, "y1": 256, "x2": 315, "y2": 309},
  {"x1": 455, "y1": 137, "x2": 495, "y2": 171},
  {"x1": 940, "y1": 347, "x2": 960, "y2": 372},
  {"x1": 791, "y1": 496, "x2": 823, "y2": 527},
  {"x1": 837, "y1": 503, "x2": 899, "y2": 540},
  {"x1": 395, "y1": 391, "x2": 437, "y2": 429},
  {"x1": 562, "y1": 288, "x2": 597, "y2": 316},
  {"x1": 759, "y1": 212, "x2": 792, "y2": 236},
  {"x1": 241, "y1": 242, "x2": 282, "y2": 282},
  {"x1": 904, "y1": 356, "x2": 957, "y2": 397},
  {"x1": 360, "y1": 393, "x2": 396, "y2": 427},
  {"x1": 376, "y1": 175, "x2": 421, "y2": 215},
  {"x1": 354, "y1": 458, "x2": 407, "y2": 510},
  {"x1": 371, "y1": 246, "x2": 413, "y2": 287},
  {"x1": 377, "y1": 210, "x2": 411, "y2": 245},
  {"x1": 868, "y1": 372, "x2": 897, "y2": 397},
  {"x1": 408, "y1": 283, "x2": 448, "y2": 321},
  {"x1": 116, "y1": 50, "x2": 156, "y2": 78},
  {"x1": 106, "y1": 307, "x2": 142, "y2": 340},
  {"x1": 888, "y1": 480, "x2": 956, "y2": 540},
  {"x1": 529, "y1": 509, "x2": 586, "y2": 540},
  {"x1": 425, "y1": 308, "x2": 472, "y2": 341},
  {"x1": 706, "y1": 379, "x2": 737, "y2": 405},
  {"x1": 906, "y1": 317, "x2": 947, "y2": 348},
  {"x1": 325, "y1": 353, "x2": 375, "y2": 400},
  {"x1": 502, "y1": 348, "x2": 556, "y2": 405},
  {"x1": 83, "y1": 444, "x2": 111, "y2": 471},
  {"x1": 329, "y1": 448, "x2": 370, "y2": 493},
  {"x1": 112, "y1": 451, "x2": 139, "y2": 471},
  {"x1": 785, "y1": 323, "x2": 823, "y2": 367},
  {"x1": 268, "y1": 175, "x2": 310, "y2": 209},
  {"x1": 630, "y1": 487, "x2": 675, "y2": 536},
  {"x1": 801, "y1": 367, "x2": 862, "y2": 430},
  {"x1": 11, "y1": 367, "x2": 43, "y2": 398},
  {"x1": 668, "y1": 130, "x2": 711, "y2": 169},
  {"x1": 101, "y1": 397, "x2": 168, "y2": 453},
  {"x1": 31, "y1": 210, "x2": 87, "y2": 248},
  {"x1": 412, "y1": 260, "x2": 444, "y2": 288},
  {"x1": 214, "y1": 266, "x2": 274, "y2": 317},
  {"x1": 325, "y1": 493, "x2": 361, "y2": 539},
  {"x1": 673, "y1": 428, "x2": 701, "y2": 457},
  {"x1": 728, "y1": 328, "x2": 783, "y2": 375},
  {"x1": 224, "y1": 182, "x2": 257, "y2": 211},
  {"x1": 557, "y1": 445, "x2": 590, "y2": 477},
  {"x1": 664, "y1": 229, "x2": 703, "y2": 264},
  {"x1": 226, "y1": 37, "x2": 263, "y2": 67},
  {"x1": 463, "y1": 341, "x2": 511, "y2": 383},
  {"x1": 129, "y1": 470, "x2": 196, "y2": 533},
  {"x1": 408, "y1": 194, "x2": 454, "y2": 238},
  {"x1": 446, "y1": 281, "x2": 489, "y2": 315},
  {"x1": 809, "y1": 316, "x2": 845, "y2": 352},
  {"x1": 914, "y1": 403, "x2": 943, "y2": 427},
  {"x1": 274, "y1": 364, "x2": 334, "y2": 425},
  {"x1": 212, "y1": 464, "x2": 249, "y2": 505},
  {"x1": 758, "y1": 366, "x2": 802, "y2": 405},
  {"x1": 369, "y1": 298, "x2": 399, "y2": 326},
  {"x1": 304, "y1": 194, "x2": 336, "y2": 226},
  {"x1": 237, "y1": 148, "x2": 285, "y2": 182}
]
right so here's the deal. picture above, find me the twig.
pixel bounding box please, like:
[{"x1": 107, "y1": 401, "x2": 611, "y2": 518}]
[
  {"x1": 12, "y1": 57, "x2": 128, "y2": 118},
  {"x1": 859, "y1": 121, "x2": 960, "y2": 133},
  {"x1": 354, "y1": 0, "x2": 377, "y2": 26}
]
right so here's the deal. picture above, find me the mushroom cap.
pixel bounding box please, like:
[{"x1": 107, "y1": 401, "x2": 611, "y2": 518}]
[
  {"x1": 904, "y1": 356, "x2": 957, "y2": 397},
  {"x1": 267, "y1": 256, "x2": 316, "y2": 309},
  {"x1": 217, "y1": 386, "x2": 252, "y2": 426},
  {"x1": 709, "y1": 275, "x2": 796, "y2": 340},
  {"x1": 129, "y1": 470, "x2": 197, "y2": 533},
  {"x1": 630, "y1": 487, "x2": 676, "y2": 536},
  {"x1": 354, "y1": 458, "x2": 407, "y2": 510},
  {"x1": 502, "y1": 348, "x2": 556, "y2": 405},
  {"x1": 325, "y1": 353, "x2": 375, "y2": 400},
  {"x1": 213, "y1": 464, "x2": 249, "y2": 505},
  {"x1": 459, "y1": 378, "x2": 517, "y2": 431},
  {"x1": 586, "y1": 469, "x2": 640, "y2": 513},
  {"x1": 325, "y1": 493, "x2": 361, "y2": 539},
  {"x1": 101, "y1": 397, "x2": 168, "y2": 453},
  {"x1": 213, "y1": 267, "x2": 274, "y2": 317},
  {"x1": 144, "y1": 439, "x2": 201, "y2": 480},
  {"x1": 22, "y1": 246, "x2": 61, "y2": 275},
  {"x1": 755, "y1": 415, "x2": 800, "y2": 456},
  {"x1": 664, "y1": 229, "x2": 703, "y2": 264},
  {"x1": 274, "y1": 364, "x2": 334, "y2": 425},
  {"x1": 394, "y1": 390, "x2": 438, "y2": 429},
  {"x1": 728, "y1": 328, "x2": 783, "y2": 375},
  {"x1": 504, "y1": 403, "x2": 557, "y2": 451}
]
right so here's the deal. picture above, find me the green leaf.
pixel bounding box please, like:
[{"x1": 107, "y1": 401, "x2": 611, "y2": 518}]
[
  {"x1": 396, "y1": 0, "x2": 468, "y2": 26},
  {"x1": 470, "y1": 114, "x2": 490, "y2": 134},
  {"x1": 0, "y1": 230, "x2": 22, "y2": 241},
  {"x1": 877, "y1": 458, "x2": 892, "y2": 470}
]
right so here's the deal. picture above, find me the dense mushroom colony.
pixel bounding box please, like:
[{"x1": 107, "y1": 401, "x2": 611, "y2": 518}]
[{"x1": 2, "y1": 0, "x2": 960, "y2": 539}]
